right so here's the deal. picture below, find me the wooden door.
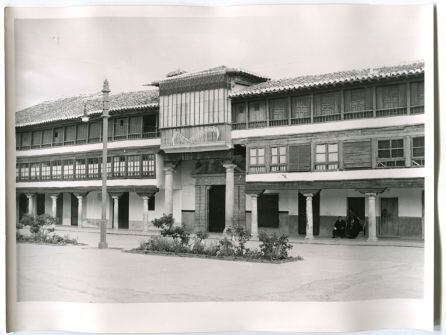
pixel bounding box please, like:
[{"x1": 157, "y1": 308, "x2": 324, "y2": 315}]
[
  {"x1": 347, "y1": 197, "x2": 365, "y2": 220},
  {"x1": 18, "y1": 194, "x2": 28, "y2": 220},
  {"x1": 298, "y1": 192, "x2": 320, "y2": 236},
  {"x1": 118, "y1": 192, "x2": 129, "y2": 229},
  {"x1": 380, "y1": 198, "x2": 399, "y2": 236},
  {"x1": 36, "y1": 194, "x2": 45, "y2": 216},
  {"x1": 258, "y1": 194, "x2": 279, "y2": 228},
  {"x1": 70, "y1": 193, "x2": 78, "y2": 226},
  {"x1": 208, "y1": 185, "x2": 225, "y2": 233}
]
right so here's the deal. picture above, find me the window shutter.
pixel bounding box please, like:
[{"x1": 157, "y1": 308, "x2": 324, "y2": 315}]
[
  {"x1": 343, "y1": 140, "x2": 372, "y2": 169},
  {"x1": 269, "y1": 98, "x2": 288, "y2": 120},
  {"x1": 129, "y1": 116, "x2": 143, "y2": 134},
  {"x1": 288, "y1": 144, "x2": 311, "y2": 172},
  {"x1": 65, "y1": 125, "x2": 76, "y2": 142},
  {"x1": 32, "y1": 131, "x2": 42, "y2": 146},
  {"x1": 77, "y1": 123, "x2": 88, "y2": 140},
  {"x1": 42, "y1": 129, "x2": 53, "y2": 144},
  {"x1": 22, "y1": 132, "x2": 31, "y2": 146},
  {"x1": 89, "y1": 121, "x2": 101, "y2": 139},
  {"x1": 53, "y1": 127, "x2": 64, "y2": 143}
]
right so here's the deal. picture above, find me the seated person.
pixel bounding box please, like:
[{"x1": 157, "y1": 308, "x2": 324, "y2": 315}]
[
  {"x1": 346, "y1": 210, "x2": 362, "y2": 239},
  {"x1": 332, "y1": 216, "x2": 346, "y2": 238}
]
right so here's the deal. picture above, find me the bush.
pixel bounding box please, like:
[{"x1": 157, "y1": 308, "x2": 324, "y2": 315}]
[
  {"x1": 216, "y1": 237, "x2": 236, "y2": 257},
  {"x1": 258, "y1": 231, "x2": 293, "y2": 260},
  {"x1": 225, "y1": 225, "x2": 251, "y2": 256},
  {"x1": 140, "y1": 236, "x2": 188, "y2": 253},
  {"x1": 152, "y1": 214, "x2": 190, "y2": 246}
]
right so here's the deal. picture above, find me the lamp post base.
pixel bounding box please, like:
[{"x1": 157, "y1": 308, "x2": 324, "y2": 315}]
[{"x1": 98, "y1": 241, "x2": 108, "y2": 249}]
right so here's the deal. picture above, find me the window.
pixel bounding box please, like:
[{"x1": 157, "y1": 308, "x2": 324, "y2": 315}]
[
  {"x1": 127, "y1": 155, "x2": 141, "y2": 177},
  {"x1": 65, "y1": 125, "x2": 76, "y2": 144},
  {"x1": 248, "y1": 101, "x2": 267, "y2": 127},
  {"x1": 76, "y1": 124, "x2": 88, "y2": 143},
  {"x1": 377, "y1": 139, "x2": 405, "y2": 168},
  {"x1": 142, "y1": 154, "x2": 155, "y2": 177},
  {"x1": 42, "y1": 129, "x2": 53, "y2": 147},
  {"x1": 410, "y1": 82, "x2": 424, "y2": 114},
  {"x1": 63, "y1": 159, "x2": 74, "y2": 179},
  {"x1": 344, "y1": 88, "x2": 373, "y2": 118},
  {"x1": 148, "y1": 196, "x2": 155, "y2": 211},
  {"x1": 89, "y1": 121, "x2": 101, "y2": 143},
  {"x1": 41, "y1": 162, "x2": 51, "y2": 180},
  {"x1": 142, "y1": 114, "x2": 157, "y2": 136},
  {"x1": 32, "y1": 131, "x2": 42, "y2": 148},
  {"x1": 412, "y1": 136, "x2": 424, "y2": 167},
  {"x1": 129, "y1": 116, "x2": 143, "y2": 138},
  {"x1": 269, "y1": 98, "x2": 288, "y2": 126},
  {"x1": 20, "y1": 163, "x2": 29, "y2": 179},
  {"x1": 315, "y1": 143, "x2": 339, "y2": 171},
  {"x1": 291, "y1": 95, "x2": 311, "y2": 123},
  {"x1": 88, "y1": 158, "x2": 100, "y2": 178},
  {"x1": 114, "y1": 118, "x2": 128, "y2": 139},
  {"x1": 314, "y1": 92, "x2": 341, "y2": 121},
  {"x1": 113, "y1": 156, "x2": 126, "y2": 177},
  {"x1": 271, "y1": 146, "x2": 287, "y2": 172},
  {"x1": 232, "y1": 103, "x2": 246, "y2": 128},
  {"x1": 21, "y1": 132, "x2": 32, "y2": 148},
  {"x1": 376, "y1": 84, "x2": 406, "y2": 116},
  {"x1": 52, "y1": 161, "x2": 62, "y2": 179},
  {"x1": 249, "y1": 148, "x2": 266, "y2": 173},
  {"x1": 76, "y1": 159, "x2": 86, "y2": 179},
  {"x1": 30, "y1": 163, "x2": 40, "y2": 180},
  {"x1": 53, "y1": 127, "x2": 64, "y2": 145},
  {"x1": 16, "y1": 164, "x2": 20, "y2": 180}
]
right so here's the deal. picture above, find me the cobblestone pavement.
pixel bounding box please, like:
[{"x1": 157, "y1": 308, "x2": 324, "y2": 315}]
[{"x1": 16, "y1": 230, "x2": 424, "y2": 302}]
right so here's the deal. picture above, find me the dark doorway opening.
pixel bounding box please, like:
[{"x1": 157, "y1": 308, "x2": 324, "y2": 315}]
[
  {"x1": 298, "y1": 192, "x2": 320, "y2": 235},
  {"x1": 143, "y1": 114, "x2": 157, "y2": 135},
  {"x1": 258, "y1": 194, "x2": 279, "y2": 228},
  {"x1": 380, "y1": 197, "x2": 399, "y2": 237},
  {"x1": 347, "y1": 197, "x2": 365, "y2": 220},
  {"x1": 57, "y1": 195, "x2": 63, "y2": 224},
  {"x1": 118, "y1": 192, "x2": 129, "y2": 229},
  {"x1": 208, "y1": 185, "x2": 225, "y2": 233},
  {"x1": 18, "y1": 194, "x2": 28, "y2": 220},
  {"x1": 70, "y1": 193, "x2": 78, "y2": 226},
  {"x1": 36, "y1": 194, "x2": 45, "y2": 216}
]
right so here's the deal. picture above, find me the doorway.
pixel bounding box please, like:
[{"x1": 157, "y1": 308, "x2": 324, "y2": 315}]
[
  {"x1": 18, "y1": 194, "x2": 28, "y2": 220},
  {"x1": 258, "y1": 194, "x2": 279, "y2": 228},
  {"x1": 208, "y1": 185, "x2": 225, "y2": 233},
  {"x1": 36, "y1": 194, "x2": 45, "y2": 216},
  {"x1": 70, "y1": 193, "x2": 78, "y2": 226},
  {"x1": 347, "y1": 197, "x2": 365, "y2": 220},
  {"x1": 56, "y1": 195, "x2": 63, "y2": 224},
  {"x1": 380, "y1": 198, "x2": 399, "y2": 236},
  {"x1": 118, "y1": 192, "x2": 129, "y2": 229},
  {"x1": 298, "y1": 192, "x2": 320, "y2": 236}
]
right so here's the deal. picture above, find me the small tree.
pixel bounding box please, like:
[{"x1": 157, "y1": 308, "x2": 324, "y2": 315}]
[{"x1": 151, "y1": 214, "x2": 190, "y2": 247}]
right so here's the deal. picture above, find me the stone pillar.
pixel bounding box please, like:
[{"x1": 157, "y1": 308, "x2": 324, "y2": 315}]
[
  {"x1": 26, "y1": 193, "x2": 35, "y2": 216},
  {"x1": 112, "y1": 195, "x2": 119, "y2": 230},
  {"x1": 50, "y1": 194, "x2": 58, "y2": 218},
  {"x1": 223, "y1": 163, "x2": 237, "y2": 229},
  {"x1": 142, "y1": 196, "x2": 150, "y2": 232},
  {"x1": 164, "y1": 166, "x2": 174, "y2": 216},
  {"x1": 304, "y1": 193, "x2": 314, "y2": 240},
  {"x1": 366, "y1": 193, "x2": 378, "y2": 242},
  {"x1": 76, "y1": 195, "x2": 84, "y2": 228},
  {"x1": 250, "y1": 194, "x2": 259, "y2": 239}
]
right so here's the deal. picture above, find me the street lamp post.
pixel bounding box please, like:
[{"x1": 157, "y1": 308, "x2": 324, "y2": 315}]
[
  {"x1": 82, "y1": 80, "x2": 110, "y2": 248},
  {"x1": 99, "y1": 79, "x2": 110, "y2": 249}
]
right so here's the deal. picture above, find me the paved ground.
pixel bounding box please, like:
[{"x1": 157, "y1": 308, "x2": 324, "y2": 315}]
[{"x1": 16, "y1": 230, "x2": 424, "y2": 303}]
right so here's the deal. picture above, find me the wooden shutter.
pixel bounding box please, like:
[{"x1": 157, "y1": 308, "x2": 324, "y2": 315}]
[
  {"x1": 21, "y1": 132, "x2": 31, "y2": 147},
  {"x1": 42, "y1": 129, "x2": 53, "y2": 145},
  {"x1": 343, "y1": 140, "x2": 372, "y2": 169},
  {"x1": 288, "y1": 144, "x2": 311, "y2": 171},
  {"x1": 32, "y1": 131, "x2": 42, "y2": 146},
  {"x1": 89, "y1": 121, "x2": 101, "y2": 139},
  {"x1": 269, "y1": 98, "x2": 288, "y2": 120},
  {"x1": 129, "y1": 116, "x2": 143, "y2": 134},
  {"x1": 114, "y1": 118, "x2": 128, "y2": 136},
  {"x1": 410, "y1": 82, "x2": 424, "y2": 106},
  {"x1": 53, "y1": 127, "x2": 64, "y2": 143},
  {"x1": 16, "y1": 132, "x2": 21, "y2": 148},
  {"x1": 77, "y1": 123, "x2": 88, "y2": 140},
  {"x1": 65, "y1": 125, "x2": 76, "y2": 142},
  {"x1": 292, "y1": 95, "x2": 311, "y2": 118}
]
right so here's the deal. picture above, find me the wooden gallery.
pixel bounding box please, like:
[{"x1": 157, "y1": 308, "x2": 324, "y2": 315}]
[{"x1": 15, "y1": 62, "x2": 425, "y2": 240}]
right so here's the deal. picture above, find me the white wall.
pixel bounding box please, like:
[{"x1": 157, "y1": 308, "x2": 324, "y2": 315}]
[
  {"x1": 62, "y1": 193, "x2": 71, "y2": 225},
  {"x1": 377, "y1": 188, "x2": 423, "y2": 217},
  {"x1": 129, "y1": 192, "x2": 143, "y2": 222}
]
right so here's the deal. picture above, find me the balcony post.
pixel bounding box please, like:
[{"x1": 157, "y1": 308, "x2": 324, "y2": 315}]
[
  {"x1": 250, "y1": 194, "x2": 259, "y2": 240},
  {"x1": 50, "y1": 194, "x2": 58, "y2": 218},
  {"x1": 26, "y1": 193, "x2": 35, "y2": 216},
  {"x1": 366, "y1": 193, "x2": 378, "y2": 242},
  {"x1": 304, "y1": 193, "x2": 314, "y2": 240},
  {"x1": 164, "y1": 165, "x2": 175, "y2": 217},
  {"x1": 223, "y1": 162, "x2": 237, "y2": 230},
  {"x1": 112, "y1": 194, "x2": 120, "y2": 230}
]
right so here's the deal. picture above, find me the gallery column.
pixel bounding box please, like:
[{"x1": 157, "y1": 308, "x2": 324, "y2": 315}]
[
  {"x1": 304, "y1": 193, "x2": 314, "y2": 240},
  {"x1": 366, "y1": 193, "x2": 378, "y2": 242},
  {"x1": 112, "y1": 195, "x2": 120, "y2": 230},
  {"x1": 50, "y1": 194, "x2": 58, "y2": 218},
  {"x1": 223, "y1": 162, "x2": 237, "y2": 230},
  {"x1": 26, "y1": 193, "x2": 35, "y2": 216},
  {"x1": 164, "y1": 166, "x2": 174, "y2": 216},
  {"x1": 142, "y1": 195, "x2": 150, "y2": 232},
  {"x1": 250, "y1": 194, "x2": 259, "y2": 239},
  {"x1": 76, "y1": 195, "x2": 84, "y2": 228}
]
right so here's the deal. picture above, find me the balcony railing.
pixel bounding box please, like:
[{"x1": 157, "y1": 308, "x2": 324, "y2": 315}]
[
  {"x1": 410, "y1": 106, "x2": 424, "y2": 114},
  {"x1": 270, "y1": 164, "x2": 287, "y2": 172},
  {"x1": 376, "y1": 107, "x2": 406, "y2": 117},
  {"x1": 269, "y1": 119, "x2": 289, "y2": 127},
  {"x1": 313, "y1": 114, "x2": 342, "y2": 123},
  {"x1": 344, "y1": 110, "x2": 374, "y2": 120}
]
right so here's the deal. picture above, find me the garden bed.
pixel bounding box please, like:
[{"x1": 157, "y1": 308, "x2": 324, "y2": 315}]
[{"x1": 126, "y1": 248, "x2": 303, "y2": 264}]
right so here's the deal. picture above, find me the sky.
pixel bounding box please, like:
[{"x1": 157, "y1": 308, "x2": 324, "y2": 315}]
[{"x1": 13, "y1": 5, "x2": 430, "y2": 110}]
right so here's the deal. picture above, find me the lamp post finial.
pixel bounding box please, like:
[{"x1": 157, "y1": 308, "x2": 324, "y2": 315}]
[{"x1": 102, "y1": 78, "x2": 110, "y2": 93}]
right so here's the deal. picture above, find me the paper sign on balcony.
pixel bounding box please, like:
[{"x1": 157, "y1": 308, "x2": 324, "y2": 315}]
[{"x1": 172, "y1": 126, "x2": 220, "y2": 146}]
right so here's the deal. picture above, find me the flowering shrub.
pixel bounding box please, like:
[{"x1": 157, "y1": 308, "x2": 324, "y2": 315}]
[
  {"x1": 258, "y1": 231, "x2": 293, "y2": 260},
  {"x1": 152, "y1": 214, "x2": 191, "y2": 246},
  {"x1": 225, "y1": 225, "x2": 251, "y2": 256}
]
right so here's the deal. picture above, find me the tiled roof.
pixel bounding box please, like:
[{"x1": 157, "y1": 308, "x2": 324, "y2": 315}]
[
  {"x1": 16, "y1": 89, "x2": 159, "y2": 128},
  {"x1": 229, "y1": 61, "x2": 424, "y2": 98},
  {"x1": 150, "y1": 65, "x2": 269, "y2": 86}
]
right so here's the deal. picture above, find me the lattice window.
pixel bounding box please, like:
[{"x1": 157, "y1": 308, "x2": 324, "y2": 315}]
[
  {"x1": 249, "y1": 148, "x2": 266, "y2": 173},
  {"x1": 76, "y1": 159, "x2": 86, "y2": 179},
  {"x1": 52, "y1": 161, "x2": 62, "y2": 179},
  {"x1": 377, "y1": 139, "x2": 405, "y2": 168},
  {"x1": 271, "y1": 146, "x2": 287, "y2": 172},
  {"x1": 88, "y1": 158, "x2": 100, "y2": 178},
  {"x1": 30, "y1": 163, "x2": 40, "y2": 180},
  {"x1": 315, "y1": 143, "x2": 339, "y2": 171},
  {"x1": 127, "y1": 155, "x2": 141, "y2": 177},
  {"x1": 20, "y1": 163, "x2": 29, "y2": 179},
  {"x1": 113, "y1": 156, "x2": 126, "y2": 177},
  {"x1": 41, "y1": 162, "x2": 51, "y2": 180},
  {"x1": 412, "y1": 136, "x2": 424, "y2": 167},
  {"x1": 142, "y1": 154, "x2": 155, "y2": 177},
  {"x1": 63, "y1": 160, "x2": 74, "y2": 179}
]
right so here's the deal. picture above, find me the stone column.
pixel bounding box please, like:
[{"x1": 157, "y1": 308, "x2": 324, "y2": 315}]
[
  {"x1": 223, "y1": 163, "x2": 237, "y2": 230},
  {"x1": 250, "y1": 194, "x2": 259, "y2": 239},
  {"x1": 50, "y1": 194, "x2": 58, "y2": 218},
  {"x1": 164, "y1": 166, "x2": 174, "y2": 216},
  {"x1": 142, "y1": 196, "x2": 150, "y2": 232},
  {"x1": 26, "y1": 193, "x2": 35, "y2": 216},
  {"x1": 112, "y1": 195, "x2": 119, "y2": 230},
  {"x1": 76, "y1": 195, "x2": 84, "y2": 228},
  {"x1": 366, "y1": 193, "x2": 378, "y2": 242},
  {"x1": 304, "y1": 193, "x2": 314, "y2": 240}
]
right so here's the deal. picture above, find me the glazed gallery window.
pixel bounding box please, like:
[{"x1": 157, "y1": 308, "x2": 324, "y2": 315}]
[
  {"x1": 20, "y1": 163, "x2": 29, "y2": 179},
  {"x1": 51, "y1": 161, "x2": 62, "y2": 179},
  {"x1": 269, "y1": 98, "x2": 288, "y2": 125},
  {"x1": 113, "y1": 156, "x2": 126, "y2": 177},
  {"x1": 249, "y1": 148, "x2": 266, "y2": 173},
  {"x1": 142, "y1": 154, "x2": 155, "y2": 176},
  {"x1": 16, "y1": 164, "x2": 20, "y2": 179},
  {"x1": 248, "y1": 101, "x2": 267, "y2": 126},
  {"x1": 412, "y1": 136, "x2": 425, "y2": 167},
  {"x1": 271, "y1": 146, "x2": 287, "y2": 172},
  {"x1": 127, "y1": 155, "x2": 141, "y2": 177},
  {"x1": 87, "y1": 158, "x2": 100, "y2": 178},
  {"x1": 63, "y1": 160, "x2": 74, "y2": 179},
  {"x1": 232, "y1": 103, "x2": 246, "y2": 125},
  {"x1": 315, "y1": 143, "x2": 339, "y2": 171},
  {"x1": 291, "y1": 95, "x2": 311, "y2": 123},
  {"x1": 41, "y1": 162, "x2": 51, "y2": 180},
  {"x1": 30, "y1": 163, "x2": 40, "y2": 180},
  {"x1": 377, "y1": 139, "x2": 405, "y2": 168},
  {"x1": 75, "y1": 159, "x2": 86, "y2": 179}
]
